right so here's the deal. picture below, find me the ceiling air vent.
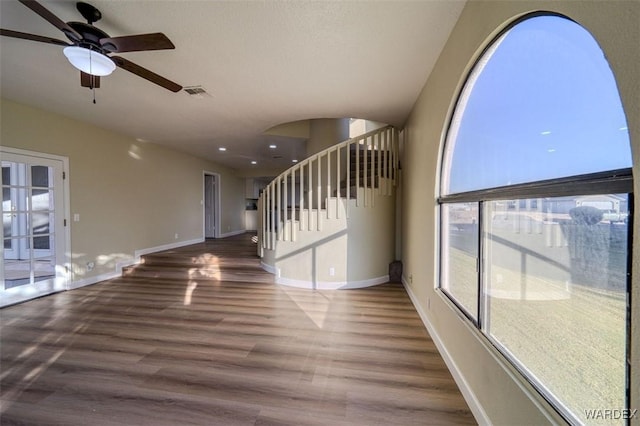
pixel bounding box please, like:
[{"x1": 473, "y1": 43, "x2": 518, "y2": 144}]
[{"x1": 183, "y1": 86, "x2": 211, "y2": 98}]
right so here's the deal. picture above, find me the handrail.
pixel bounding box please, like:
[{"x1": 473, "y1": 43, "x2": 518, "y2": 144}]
[{"x1": 260, "y1": 125, "x2": 398, "y2": 250}]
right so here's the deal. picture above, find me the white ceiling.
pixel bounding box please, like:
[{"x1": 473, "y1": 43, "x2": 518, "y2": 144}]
[{"x1": 0, "y1": 0, "x2": 465, "y2": 174}]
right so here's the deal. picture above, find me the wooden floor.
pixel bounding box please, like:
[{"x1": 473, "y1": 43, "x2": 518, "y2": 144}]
[{"x1": 0, "y1": 233, "x2": 475, "y2": 425}]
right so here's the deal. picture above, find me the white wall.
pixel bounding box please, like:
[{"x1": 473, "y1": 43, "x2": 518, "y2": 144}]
[
  {"x1": 401, "y1": 1, "x2": 639, "y2": 424},
  {"x1": 264, "y1": 185, "x2": 395, "y2": 289},
  {"x1": 1, "y1": 98, "x2": 246, "y2": 285}
]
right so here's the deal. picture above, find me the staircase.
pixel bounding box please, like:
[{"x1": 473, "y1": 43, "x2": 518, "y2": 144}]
[{"x1": 258, "y1": 125, "x2": 399, "y2": 289}]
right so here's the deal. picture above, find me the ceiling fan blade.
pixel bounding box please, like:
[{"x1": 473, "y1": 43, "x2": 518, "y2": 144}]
[
  {"x1": 111, "y1": 56, "x2": 182, "y2": 93},
  {"x1": 80, "y1": 72, "x2": 100, "y2": 89},
  {"x1": 100, "y1": 32, "x2": 175, "y2": 53},
  {"x1": 18, "y1": 0, "x2": 82, "y2": 42},
  {"x1": 0, "y1": 28, "x2": 70, "y2": 46}
]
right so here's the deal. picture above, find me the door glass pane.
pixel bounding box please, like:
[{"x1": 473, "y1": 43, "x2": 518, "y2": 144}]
[
  {"x1": 441, "y1": 202, "x2": 479, "y2": 320},
  {"x1": 2, "y1": 187, "x2": 10, "y2": 210},
  {"x1": 34, "y1": 235, "x2": 51, "y2": 251},
  {"x1": 33, "y1": 251, "x2": 54, "y2": 282},
  {"x1": 31, "y1": 212, "x2": 50, "y2": 235},
  {"x1": 3, "y1": 213, "x2": 13, "y2": 239},
  {"x1": 31, "y1": 188, "x2": 53, "y2": 210},
  {"x1": 12, "y1": 212, "x2": 28, "y2": 238},
  {"x1": 1, "y1": 165, "x2": 10, "y2": 185},
  {"x1": 31, "y1": 165, "x2": 50, "y2": 188},
  {"x1": 3, "y1": 238, "x2": 31, "y2": 288},
  {"x1": 483, "y1": 195, "x2": 628, "y2": 423}
]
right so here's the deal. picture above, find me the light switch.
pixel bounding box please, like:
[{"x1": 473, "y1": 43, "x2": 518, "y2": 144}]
[{"x1": 73, "y1": 213, "x2": 80, "y2": 222}]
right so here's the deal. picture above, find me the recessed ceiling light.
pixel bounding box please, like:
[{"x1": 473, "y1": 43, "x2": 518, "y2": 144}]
[
  {"x1": 541, "y1": 131, "x2": 552, "y2": 135},
  {"x1": 619, "y1": 126, "x2": 628, "y2": 131},
  {"x1": 251, "y1": 160, "x2": 257, "y2": 165},
  {"x1": 269, "y1": 144, "x2": 277, "y2": 149},
  {"x1": 218, "y1": 147, "x2": 227, "y2": 151},
  {"x1": 292, "y1": 159, "x2": 298, "y2": 163}
]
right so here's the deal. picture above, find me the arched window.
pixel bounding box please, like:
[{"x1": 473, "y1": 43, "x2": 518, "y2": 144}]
[{"x1": 439, "y1": 14, "x2": 631, "y2": 424}]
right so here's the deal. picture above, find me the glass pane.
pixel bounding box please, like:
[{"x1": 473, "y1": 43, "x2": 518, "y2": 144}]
[
  {"x1": 31, "y1": 212, "x2": 50, "y2": 235},
  {"x1": 441, "y1": 202, "x2": 479, "y2": 319},
  {"x1": 442, "y1": 16, "x2": 632, "y2": 195},
  {"x1": 14, "y1": 212, "x2": 28, "y2": 238},
  {"x1": 3, "y1": 252, "x2": 31, "y2": 289},
  {"x1": 2, "y1": 164, "x2": 11, "y2": 186},
  {"x1": 31, "y1": 165, "x2": 50, "y2": 188},
  {"x1": 33, "y1": 251, "x2": 55, "y2": 281},
  {"x1": 2, "y1": 187, "x2": 10, "y2": 208},
  {"x1": 31, "y1": 189, "x2": 53, "y2": 211},
  {"x1": 3, "y1": 213, "x2": 13, "y2": 239},
  {"x1": 33, "y1": 235, "x2": 51, "y2": 251},
  {"x1": 483, "y1": 195, "x2": 628, "y2": 423}
]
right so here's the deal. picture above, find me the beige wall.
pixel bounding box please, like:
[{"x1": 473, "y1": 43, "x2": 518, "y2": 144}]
[
  {"x1": 306, "y1": 118, "x2": 350, "y2": 156},
  {"x1": 401, "y1": 1, "x2": 638, "y2": 424},
  {"x1": 1, "y1": 98, "x2": 246, "y2": 282}
]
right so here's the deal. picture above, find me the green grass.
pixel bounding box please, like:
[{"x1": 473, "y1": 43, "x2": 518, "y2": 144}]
[{"x1": 448, "y1": 247, "x2": 626, "y2": 425}]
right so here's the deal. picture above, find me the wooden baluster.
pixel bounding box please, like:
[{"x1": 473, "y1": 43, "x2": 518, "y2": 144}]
[
  {"x1": 317, "y1": 154, "x2": 321, "y2": 231},
  {"x1": 327, "y1": 149, "x2": 331, "y2": 219},
  {"x1": 290, "y1": 168, "x2": 296, "y2": 242},
  {"x1": 355, "y1": 139, "x2": 360, "y2": 207},
  {"x1": 347, "y1": 141, "x2": 351, "y2": 217},
  {"x1": 283, "y1": 172, "x2": 288, "y2": 241},
  {"x1": 308, "y1": 160, "x2": 313, "y2": 231},
  {"x1": 276, "y1": 177, "x2": 282, "y2": 241},
  {"x1": 336, "y1": 145, "x2": 341, "y2": 219},
  {"x1": 271, "y1": 182, "x2": 276, "y2": 249},
  {"x1": 299, "y1": 164, "x2": 305, "y2": 231},
  {"x1": 364, "y1": 136, "x2": 368, "y2": 207}
]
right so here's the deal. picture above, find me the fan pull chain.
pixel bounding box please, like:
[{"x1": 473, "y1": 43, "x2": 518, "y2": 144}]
[{"x1": 89, "y1": 51, "x2": 96, "y2": 104}]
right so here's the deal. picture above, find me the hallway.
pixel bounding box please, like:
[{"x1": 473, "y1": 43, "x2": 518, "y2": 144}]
[{"x1": 0, "y1": 233, "x2": 475, "y2": 425}]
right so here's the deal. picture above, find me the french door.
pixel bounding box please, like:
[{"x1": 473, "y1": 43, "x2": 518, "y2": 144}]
[{"x1": 1, "y1": 149, "x2": 69, "y2": 307}]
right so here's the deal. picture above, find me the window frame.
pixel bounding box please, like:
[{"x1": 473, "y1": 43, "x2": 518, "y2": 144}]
[{"x1": 437, "y1": 11, "x2": 633, "y2": 425}]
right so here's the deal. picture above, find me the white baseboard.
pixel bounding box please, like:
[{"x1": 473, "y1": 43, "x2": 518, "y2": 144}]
[
  {"x1": 401, "y1": 276, "x2": 490, "y2": 426},
  {"x1": 67, "y1": 271, "x2": 121, "y2": 290},
  {"x1": 219, "y1": 229, "x2": 246, "y2": 238},
  {"x1": 134, "y1": 237, "x2": 204, "y2": 258},
  {"x1": 260, "y1": 261, "x2": 277, "y2": 275},
  {"x1": 275, "y1": 274, "x2": 389, "y2": 290},
  {"x1": 67, "y1": 238, "x2": 204, "y2": 291}
]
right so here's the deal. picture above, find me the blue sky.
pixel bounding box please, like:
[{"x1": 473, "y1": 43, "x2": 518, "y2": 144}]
[{"x1": 444, "y1": 15, "x2": 631, "y2": 195}]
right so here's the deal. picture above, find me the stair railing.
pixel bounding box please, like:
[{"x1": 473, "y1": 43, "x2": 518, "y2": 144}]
[{"x1": 260, "y1": 125, "x2": 398, "y2": 250}]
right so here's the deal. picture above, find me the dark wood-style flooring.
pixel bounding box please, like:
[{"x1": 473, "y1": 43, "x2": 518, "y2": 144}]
[{"x1": 1, "y1": 233, "x2": 475, "y2": 425}]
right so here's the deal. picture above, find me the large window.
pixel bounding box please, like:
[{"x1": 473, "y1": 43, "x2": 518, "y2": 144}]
[{"x1": 439, "y1": 14, "x2": 631, "y2": 425}]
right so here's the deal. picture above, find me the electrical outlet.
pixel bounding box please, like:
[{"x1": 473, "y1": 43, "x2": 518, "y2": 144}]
[
  {"x1": 86, "y1": 261, "x2": 95, "y2": 272},
  {"x1": 329, "y1": 267, "x2": 335, "y2": 276},
  {"x1": 409, "y1": 274, "x2": 413, "y2": 284},
  {"x1": 174, "y1": 233, "x2": 179, "y2": 239}
]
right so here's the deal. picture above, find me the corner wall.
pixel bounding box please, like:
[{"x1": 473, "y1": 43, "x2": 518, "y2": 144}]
[
  {"x1": 1, "y1": 98, "x2": 246, "y2": 285},
  {"x1": 400, "y1": 1, "x2": 639, "y2": 424}
]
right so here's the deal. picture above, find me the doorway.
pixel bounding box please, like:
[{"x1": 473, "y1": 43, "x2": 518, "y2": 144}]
[
  {"x1": 1, "y1": 149, "x2": 69, "y2": 307},
  {"x1": 204, "y1": 172, "x2": 220, "y2": 239}
]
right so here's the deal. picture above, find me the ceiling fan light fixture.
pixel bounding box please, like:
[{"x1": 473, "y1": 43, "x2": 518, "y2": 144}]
[{"x1": 63, "y1": 46, "x2": 115, "y2": 76}]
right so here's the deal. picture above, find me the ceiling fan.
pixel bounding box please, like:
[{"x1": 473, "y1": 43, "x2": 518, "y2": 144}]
[{"x1": 0, "y1": 0, "x2": 182, "y2": 92}]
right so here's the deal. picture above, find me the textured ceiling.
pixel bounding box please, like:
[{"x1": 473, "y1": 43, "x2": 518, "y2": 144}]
[{"x1": 0, "y1": 0, "x2": 465, "y2": 174}]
